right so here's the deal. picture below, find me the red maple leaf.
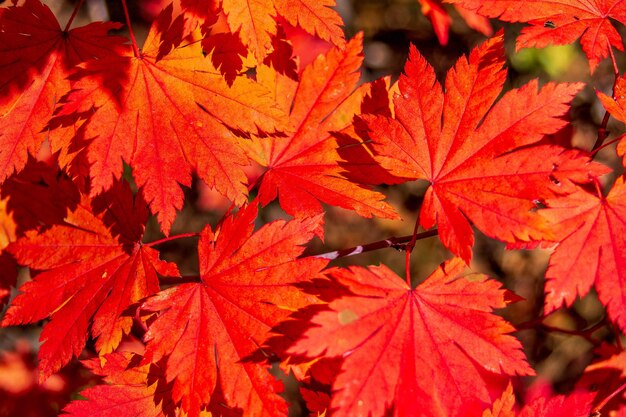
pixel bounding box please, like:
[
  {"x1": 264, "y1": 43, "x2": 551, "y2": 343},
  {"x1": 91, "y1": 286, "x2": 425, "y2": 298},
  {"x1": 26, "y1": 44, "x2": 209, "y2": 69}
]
[
  {"x1": 578, "y1": 345, "x2": 626, "y2": 415},
  {"x1": 539, "y1": 177, "x2": 626, "y2": 332},
  {"x1": 364, "y1": 32, "x2": 606, "y2": 262},
  {"x1": 0, "y1": 196, "x2": 17, "y2": 308},
  {"x1": 202, "y1": 31, "x2": 249, "y2": 85},
  {"x1": 288, "y1": 258, "x2": 533, "y2": 417},
  {"x1": 483, "y1": 383, "x2": 595, "y2": 417},
  {"x1": 520, "y1": 389, "x2": 596, "y2": 417},
  {"x1": 63, "y1": 352, "x2": 177, "y2": 417},
  {"x1": 445, "y1": 0, "x2": 626, "y2": 72},
  {"x1": 0, "y1": 158, "x2": 78, "y2": 307},
  {"x1": 1, "y1": 181, "x2": 179, "y2": 380},
  {"x1": 245, "y1": 34, "x2": 399, "y2": 221},
  {"x1": 54, "y1": 6, "x2": 287, "y2": 233},
  {"x1": 1, "y1": 158, "x2": 80, "y2": 235},
  {"x1": 0, "y1": 0, "x2": 126, "y2": 183},
  {"x1": 141, "y1": 204, "x2": 328, "y2": 417}
]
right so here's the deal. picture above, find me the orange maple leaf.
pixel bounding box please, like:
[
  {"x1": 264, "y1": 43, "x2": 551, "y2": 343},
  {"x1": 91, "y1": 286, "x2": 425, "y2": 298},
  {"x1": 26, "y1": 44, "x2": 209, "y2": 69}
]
[
  {"x1": 540, "y1": 177, "x2": 626, "y2": 332},
  {"x1": 220, "y1": 0, "x2": 344, "y2": 61},
  {"x1": 364, "y1": 33, "x2": 606, "y2": 262},
  {"x1": 596, "y1": 74, "x2": 626, "y2": 166},
  {"x1": 54, "y1": 6, "x2": 287, "y2": 233}
]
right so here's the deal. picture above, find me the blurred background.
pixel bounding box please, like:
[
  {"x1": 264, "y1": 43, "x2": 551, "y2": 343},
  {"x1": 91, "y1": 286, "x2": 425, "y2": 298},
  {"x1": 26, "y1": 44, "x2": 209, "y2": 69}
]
[{"x1": 1, "y1": 0, "x2": 625, "y2": 416}]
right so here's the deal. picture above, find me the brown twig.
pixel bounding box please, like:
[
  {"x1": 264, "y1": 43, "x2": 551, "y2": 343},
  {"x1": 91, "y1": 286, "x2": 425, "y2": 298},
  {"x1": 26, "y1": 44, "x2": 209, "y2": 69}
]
[{"x1": 309, "y1": 229, "x2": 439, "y2": 260}]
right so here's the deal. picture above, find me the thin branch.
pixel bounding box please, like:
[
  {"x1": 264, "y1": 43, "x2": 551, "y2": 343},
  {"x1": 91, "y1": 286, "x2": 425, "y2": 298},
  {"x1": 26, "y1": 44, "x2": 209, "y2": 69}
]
[
  {"x1": 121, "y1": 0, "x2": 141, "y2": 58},
  {"x1": 516, "y1": 316, "x2": 607, "y2": 345},
  {"x1": 537, "y1": 323, "x2": 599, "y2": 344},
  {"x1": 309, "y1": 229, "x2": 439, "y2": 260},
  {"x1": 64, "y1": 0, "x2": 85, "y2": 32},
  {"x1": 590, "y1": 134, "x2": 623, "y2": 157},
  {"x1": 592, "y1": 43, "x2": 621, "y2": 152},
  {"x1": 160, "y1": 275, "x2": 201, "y2": 285},
  {"x1": 145, "y1": 232, "x2": 200, "y2": 247}
]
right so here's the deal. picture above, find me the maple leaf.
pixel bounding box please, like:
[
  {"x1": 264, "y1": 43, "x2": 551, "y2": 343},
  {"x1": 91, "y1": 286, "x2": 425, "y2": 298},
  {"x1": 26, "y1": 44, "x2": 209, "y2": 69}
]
[
  {"x1": 416, "y1": 0, "x2": 492, "y2": 45},
  {"x1": 332, "y1": 78, "x2": 409, "y2": 187},
  {"x1": 597, "y1": 74, "x2": 626, "y2": 166},
  {"x1": 454, "y1": 3, "x2": 494, "y2": 37},
  {"x1": 363, "y1": 32, "x2": 607, "y2": 262},
  {"x1": 418, "y1": 0, "x2": 453, "y2": 45},
  {"x1": 0, "y1": 158, "x2": 77, "y2": 307},
  {"x1": 483, "y1": 382, "x2": 595, "y2": 417},
  {"x1": 483, "y1": 383, "x2": 516, "y2": 417},
  {"x1": 293, "y1": 357, "x2": 341, "y2": 417},
  {"x1": 245, "y1": 34, "x2": 399, "y2": 220},
  {"x1": 445, "y1": 0, "x2": 626, "y2": 72},
  {"x1": 1, "y1": 158, "x2": 80, "y2": 235},
  {"x1": 63, "y1": 352, "x2": 177, "y2": 417},
  {"x1": 0, "y1": 0, "x2": 126, "y2": 183},
  {"x1": 1, "y1": 181, "x2": 179, "y2": 380},
  {"x1": 273, "y1": 0, "x2": 345, "y2": 49},
  {"x1": 520, "y1": 389, "x2": 596, "y2": 417},
  {"x1": 0, "y1": 196, "x2": 17, "y2": 307},
  {"x1": 288, "y1": 258, "x2": 533, "y2": 417},
  {"x1": 141, "y1": 204, "x2": 328, "y2": 417},
  {"x1": 54, "y1": 5, "x2": 287, "y2": 233},
  {"x1": 539, "y1": 177, "x2": 626, "y2": 332},
  {"x1": 181, "y1": 0, "x2": 220, "y2": 22},
  {"x1": 202, "y1": 31, "x2": 249, "y2": 85},
  {"x1": 578, "y1": 345, "x2": 626, "y2": 414},
  {"x1": 221, "y1": 0, "x2": 344, "y2": 61}
]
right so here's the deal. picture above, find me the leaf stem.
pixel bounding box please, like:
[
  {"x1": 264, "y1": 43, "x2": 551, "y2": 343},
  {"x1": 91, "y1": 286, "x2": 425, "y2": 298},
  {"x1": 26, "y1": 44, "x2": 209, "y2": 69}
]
[
  {"x1": 592, "y1": 43, "x2": 620, "y2": 152},
  {"x1": 591, "y1": 381, "x2": 626, "y2": 416},
  {"x1": 248, "y1": 171, "x2": 265, "y2": 193},
  {"x1": 593, "y1": 176, "x2": 605, "y2": 200},
  {"x1": 64, "y1": 0, "x2": 85, "y2": 32},
  {"x1": 160, "y1": 275, "x2": 201, "y2": 285},
  {"x1": 145, "y1": 232, "x2": 200, "y2": 247},
  {"x1": 309, "y1": 229, "x2": 438, "y2": 260},
  {"x1": 121, "y1": 0, "x2": 141, "y2": 58}
]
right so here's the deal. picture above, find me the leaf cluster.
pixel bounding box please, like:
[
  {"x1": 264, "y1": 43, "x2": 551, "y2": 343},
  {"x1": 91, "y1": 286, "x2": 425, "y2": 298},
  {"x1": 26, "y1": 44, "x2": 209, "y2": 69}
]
[{"x1": 1, "y1": 0, "x2": 626, "y2": 416}]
